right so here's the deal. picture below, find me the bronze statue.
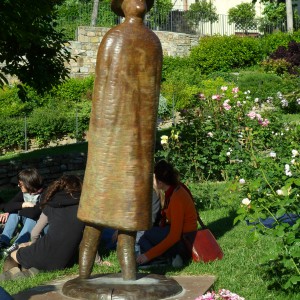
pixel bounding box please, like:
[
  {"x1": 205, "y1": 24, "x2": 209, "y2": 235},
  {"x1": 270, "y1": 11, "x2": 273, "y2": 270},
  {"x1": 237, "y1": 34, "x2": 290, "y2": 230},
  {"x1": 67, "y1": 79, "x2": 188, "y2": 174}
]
[
  {"x1": 77, "y1": 0, "x2": 162, "y2": 281},
  {"x1": 63, "y1": 1, "x2": 184, "y2": 298}
]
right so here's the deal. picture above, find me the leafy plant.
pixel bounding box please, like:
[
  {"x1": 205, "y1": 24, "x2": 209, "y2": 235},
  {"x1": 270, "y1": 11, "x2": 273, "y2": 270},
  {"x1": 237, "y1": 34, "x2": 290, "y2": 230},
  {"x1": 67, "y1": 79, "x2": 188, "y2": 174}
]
[
  {"x1": 147, "y1": 0, "x2": 174, "y2": 30},
  {"x1": 156, "y1": 84, "x2": 282, "y2": 182},
  {"x1": 260, "y1": 30, "x2": 300, "y2": 57},
  {"x1": 189, "y1": 35, "x2": 262, "y2": 74},
  {"x1": 269, "y1": 40, "x2": 300, "y2": 75},
  {"x1": 185, "y1": 0, "x2": 218, "y2": 33},
  {"x1": 0, "y1": 0, "x2": 71, "y2": 93},
  {"x1": 261, "y1": 58, "x2": 291, "y2": 76},
  {"x1": 228, "y1": 2, "x2": 257, "y2": 34},
  {"x1": 234, "y1": 145, "x2": 300, "y2": 291}
]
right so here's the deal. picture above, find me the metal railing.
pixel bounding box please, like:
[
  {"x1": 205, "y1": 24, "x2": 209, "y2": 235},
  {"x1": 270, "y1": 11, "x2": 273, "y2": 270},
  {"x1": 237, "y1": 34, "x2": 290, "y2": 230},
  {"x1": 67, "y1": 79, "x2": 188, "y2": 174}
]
[{"x1": 56, "y1": 2, "x2": 300, "y2": 40}]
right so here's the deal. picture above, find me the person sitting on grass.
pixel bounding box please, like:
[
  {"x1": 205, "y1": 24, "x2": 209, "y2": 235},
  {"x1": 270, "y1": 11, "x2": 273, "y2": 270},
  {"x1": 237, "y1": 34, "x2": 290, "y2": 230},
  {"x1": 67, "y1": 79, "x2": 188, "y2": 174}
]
[
  {"x1": 136, "y1": 160, "x2": 198, "y2": 268},
  {"x1": 0, "y1": 168, "x2": 44, "y2": 256},
  {"x1": 0, "y1": 175, "x2": 85, "y2": 281}
]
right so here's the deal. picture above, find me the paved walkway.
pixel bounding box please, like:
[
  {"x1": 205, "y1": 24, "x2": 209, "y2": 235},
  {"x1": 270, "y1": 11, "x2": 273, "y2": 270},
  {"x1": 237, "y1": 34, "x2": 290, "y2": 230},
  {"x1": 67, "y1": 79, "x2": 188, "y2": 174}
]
[{"x1": 13, "y1": 274, "x2": 216, "y2": 300}]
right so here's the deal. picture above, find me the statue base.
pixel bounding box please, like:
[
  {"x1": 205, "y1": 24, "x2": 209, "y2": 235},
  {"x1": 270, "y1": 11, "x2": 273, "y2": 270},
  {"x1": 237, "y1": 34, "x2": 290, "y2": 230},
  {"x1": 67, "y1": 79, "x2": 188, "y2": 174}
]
[{"x1": 62, "y1": 273, "x2": 183, "y2": 299}]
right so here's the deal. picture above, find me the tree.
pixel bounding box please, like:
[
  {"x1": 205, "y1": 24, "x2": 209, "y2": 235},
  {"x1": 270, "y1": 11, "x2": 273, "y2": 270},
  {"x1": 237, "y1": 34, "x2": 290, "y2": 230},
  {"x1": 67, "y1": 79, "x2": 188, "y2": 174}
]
[
  {"x1": 0, "y1": 0, "x2": 71, "y2": 94},
  {"x1": 252, "y1": 0, "x2": 294, "y2": 32},
  {"x1": 185, "y1": 0, "x2": 218, "y2": 33},
  {"x1": 228, "y1": 3, "x2": 257, "y2": 34}
]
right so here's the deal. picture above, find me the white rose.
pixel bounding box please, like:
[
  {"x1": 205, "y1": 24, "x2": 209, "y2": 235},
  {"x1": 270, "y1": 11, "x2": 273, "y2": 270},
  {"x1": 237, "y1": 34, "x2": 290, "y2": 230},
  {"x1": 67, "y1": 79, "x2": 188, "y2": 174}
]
[
  {"x1": 160, "y1": 135, "x2": 168, "y2": 145},
  {"x1": 242, "y1": 198, "x2": 251, "y2": 206},
  {"x1": 292, "y1": 149, "x2": 299, "y2": 157},
  {"x1": 276, "y1": 189, "x2": 283, "y2": 196}
]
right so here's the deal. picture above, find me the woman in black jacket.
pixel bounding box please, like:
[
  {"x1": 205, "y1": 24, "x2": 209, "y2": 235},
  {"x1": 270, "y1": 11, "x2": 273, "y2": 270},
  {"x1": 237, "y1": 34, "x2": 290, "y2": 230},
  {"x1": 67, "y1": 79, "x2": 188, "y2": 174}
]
[
  {"x1": 0, "y1": 169, "x2": 43, "y2": 254},
  {"x1": 10, "y1": 175, "x2": 85, "y2": 271}
]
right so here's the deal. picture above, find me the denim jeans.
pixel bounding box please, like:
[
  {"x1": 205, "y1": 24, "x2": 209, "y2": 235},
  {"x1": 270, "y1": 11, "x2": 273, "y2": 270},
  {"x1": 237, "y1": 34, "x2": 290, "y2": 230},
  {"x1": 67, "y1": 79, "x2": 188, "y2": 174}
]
[
  {"x1": 0, "y1": 287, "x2": 13, "y2": 300},
  {"x1": 0, "y1": 213, "x2": 37, "y2": 245},
  {"x1": 138, "y1": 225, "x2": 182, "y2": 259}
]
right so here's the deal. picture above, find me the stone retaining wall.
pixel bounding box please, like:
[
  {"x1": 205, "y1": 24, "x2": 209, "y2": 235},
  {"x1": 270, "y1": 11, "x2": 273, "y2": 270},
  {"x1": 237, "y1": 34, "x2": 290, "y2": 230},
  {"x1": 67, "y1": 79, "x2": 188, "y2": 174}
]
[
  {"x1": 0, "y1": 152, "x2": 87, "y2": 190},
  {"x1": 68, "y1": 26, "x2": 200, "y2": 78},
  {"x1": 3, "y1": 26, "x2": 200, "y2": 84}
]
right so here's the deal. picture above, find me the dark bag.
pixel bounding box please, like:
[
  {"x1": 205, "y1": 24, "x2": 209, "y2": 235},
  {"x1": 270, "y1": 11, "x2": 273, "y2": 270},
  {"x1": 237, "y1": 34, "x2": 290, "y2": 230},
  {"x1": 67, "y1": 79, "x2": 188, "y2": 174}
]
[{"x1": 182, "y1": 191, "x2": 224, "y2": 263}]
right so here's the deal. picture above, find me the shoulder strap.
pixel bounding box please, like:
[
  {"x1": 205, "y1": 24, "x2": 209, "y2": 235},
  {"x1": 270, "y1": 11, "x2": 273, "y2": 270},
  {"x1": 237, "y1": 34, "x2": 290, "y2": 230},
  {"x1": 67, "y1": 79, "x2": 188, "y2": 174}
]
[{"x1": 180, "y1": 183, "x2": 207, "y2": 229}]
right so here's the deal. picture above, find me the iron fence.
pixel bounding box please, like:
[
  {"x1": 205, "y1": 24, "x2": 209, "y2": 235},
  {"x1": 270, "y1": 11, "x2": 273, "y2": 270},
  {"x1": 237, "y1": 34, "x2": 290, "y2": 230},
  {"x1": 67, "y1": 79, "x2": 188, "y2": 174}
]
[{"x1": 56, "y1": 2, "x2": 300, "y2": 40}]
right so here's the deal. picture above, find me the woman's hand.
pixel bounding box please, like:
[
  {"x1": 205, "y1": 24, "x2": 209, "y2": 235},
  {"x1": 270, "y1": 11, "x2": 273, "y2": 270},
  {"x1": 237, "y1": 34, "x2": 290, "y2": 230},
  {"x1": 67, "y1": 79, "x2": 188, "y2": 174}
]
[
  {"x1": 0, "y1": 212, "x2": 9, "y2": 223},
  {"x1": 22, "y1": 202, "x2": 35, "y2": 208},
  {"x1": 18, "y1": 242, "x2": 32, "y2": 248},
  {"x1": 136, "y1": 253, "x2": 149, "y2": 265}
]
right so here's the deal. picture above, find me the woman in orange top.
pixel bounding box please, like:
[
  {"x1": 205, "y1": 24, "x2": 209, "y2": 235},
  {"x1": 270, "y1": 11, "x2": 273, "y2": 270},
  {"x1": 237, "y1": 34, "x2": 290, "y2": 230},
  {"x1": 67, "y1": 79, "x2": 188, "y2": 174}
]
[{"x1": 136, "y1": 160, "x2": 198, "y2": 266}]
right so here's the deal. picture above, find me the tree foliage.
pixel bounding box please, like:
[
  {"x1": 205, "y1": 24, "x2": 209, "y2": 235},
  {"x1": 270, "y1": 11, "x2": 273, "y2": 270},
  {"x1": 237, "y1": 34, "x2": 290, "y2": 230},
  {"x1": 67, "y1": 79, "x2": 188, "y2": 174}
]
[
  {"x1": 185, "y1": 0, "x2": 218, "y2": 29},
  {"x1": 263, "y1": 2, "x2": 287, "y2": 23},
  {"x1": 228, "y1": 2, "x2": 257, "y2": 34},
  {"x1": 147, "y1": 0, "x2": 174, "y2": 30},
  {"x1": 0, "y1": 0, "x2": 71, "y2": 94}
]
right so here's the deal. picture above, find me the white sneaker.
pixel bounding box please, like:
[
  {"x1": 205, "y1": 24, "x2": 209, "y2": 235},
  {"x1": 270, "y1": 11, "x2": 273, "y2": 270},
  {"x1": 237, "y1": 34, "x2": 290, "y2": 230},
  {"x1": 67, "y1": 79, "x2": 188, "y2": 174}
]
[
  {"x1": 3, "y1": 243, "x2": 19, "y2": 257},
  {"x1": 172, "y1": 254, "x2": 183, "y2": 268}
]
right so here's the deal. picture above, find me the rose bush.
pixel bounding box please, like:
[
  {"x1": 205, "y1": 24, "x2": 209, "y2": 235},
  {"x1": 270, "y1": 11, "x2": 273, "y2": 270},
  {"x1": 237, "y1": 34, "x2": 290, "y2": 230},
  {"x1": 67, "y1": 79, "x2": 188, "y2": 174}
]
[
  {"x1": 156, "y1": 82, "x2": 296, "y2": 182},
  {"x1": 234, "y1": 147, "x2": 300, "y2": 291}
]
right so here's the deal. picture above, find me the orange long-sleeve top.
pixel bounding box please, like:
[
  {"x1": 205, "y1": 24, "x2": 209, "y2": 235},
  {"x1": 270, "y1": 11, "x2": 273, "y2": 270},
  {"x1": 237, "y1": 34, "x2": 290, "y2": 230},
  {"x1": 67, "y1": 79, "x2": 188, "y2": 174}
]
[{"x1": 145, "y1": 185, "x2": 198, "y2": 261}]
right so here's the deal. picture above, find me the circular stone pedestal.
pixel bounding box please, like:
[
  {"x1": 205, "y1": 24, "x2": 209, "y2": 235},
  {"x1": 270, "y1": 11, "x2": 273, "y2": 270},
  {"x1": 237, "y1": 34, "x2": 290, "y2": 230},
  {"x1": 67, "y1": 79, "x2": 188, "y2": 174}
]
[{"x1": 62, "y1": 273, "x2": 183, "y2": 300}]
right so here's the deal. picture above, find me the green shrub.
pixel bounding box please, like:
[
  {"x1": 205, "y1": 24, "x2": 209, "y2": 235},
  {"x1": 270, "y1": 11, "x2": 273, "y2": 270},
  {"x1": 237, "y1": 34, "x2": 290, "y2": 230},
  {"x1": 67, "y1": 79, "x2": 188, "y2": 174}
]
[
  {"x1": 0, "y1": 77, "x2": 94, "y2": 119},
  {"x1": 267, "y1": 40, "x2": 300, "y2": 75},
  {"x1": 260, "y1": 30, "x2": 300, "y2": 57},
  {"x1": 27, "y1": 104, "x2": 90, "y2": 146},
  {"x1": 161, "y1": 58, "x2": 202, "y2": 111},
  {"x1": 205, "y1": 71, "x2": 239, "y2": 83},
  {"x1": 28, "y1": 108, "x2": 71, "y2": 146},
  {"x1": 0, "y1": 117, "x2": 24, "y2": 152},
  {"x1": 189, "y1": 35, "x2": 262, "y2": 74},
  {"x1": 0, "y1": 102, "x2": 91, "y2": 152},
  {"x1": 0, "y1": 86, "x2": 29, "y2": 117},
  {"x1": 237, "y1": 71, "x2": 283, "y2": 100},
  {"x1": 162, "y1": 56, "x2": 190, "y2": 81},
  {"x1": 261, "y1": 58, "x2": 291, "y2": 76},
  {"x1": 50, "y1": 76, "x2": 94, "y2": 104}
]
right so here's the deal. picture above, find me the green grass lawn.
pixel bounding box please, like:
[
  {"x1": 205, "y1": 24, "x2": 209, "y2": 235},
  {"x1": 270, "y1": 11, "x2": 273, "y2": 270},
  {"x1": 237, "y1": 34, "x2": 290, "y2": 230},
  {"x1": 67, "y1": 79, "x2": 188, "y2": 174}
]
[
  {"x1": 0, "y1": 143, "x2": 299, "y2": 299},
  {"x1": 0, "y1": 207, "x2": 298, "y2": 299}
]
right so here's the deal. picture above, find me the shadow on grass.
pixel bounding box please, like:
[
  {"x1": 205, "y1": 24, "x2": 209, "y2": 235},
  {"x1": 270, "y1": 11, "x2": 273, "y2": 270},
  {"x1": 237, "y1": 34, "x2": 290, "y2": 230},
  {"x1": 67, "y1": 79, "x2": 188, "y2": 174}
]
[{"x1": 206, "y1": 210, "x2": 237, "y2": 239}]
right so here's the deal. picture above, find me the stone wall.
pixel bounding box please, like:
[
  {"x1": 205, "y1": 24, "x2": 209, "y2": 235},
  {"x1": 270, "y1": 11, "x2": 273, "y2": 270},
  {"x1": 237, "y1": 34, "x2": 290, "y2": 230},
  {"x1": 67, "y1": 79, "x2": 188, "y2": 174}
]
[
  {"x1": 2, "y1": 27, "x2": 200, "y2": 84},
  {"x1": 68, "y1": 26, "x2": 200, "y2": 78},
  {"x1": 0, "y1": 152, "x2": 87, "y2": 190}
]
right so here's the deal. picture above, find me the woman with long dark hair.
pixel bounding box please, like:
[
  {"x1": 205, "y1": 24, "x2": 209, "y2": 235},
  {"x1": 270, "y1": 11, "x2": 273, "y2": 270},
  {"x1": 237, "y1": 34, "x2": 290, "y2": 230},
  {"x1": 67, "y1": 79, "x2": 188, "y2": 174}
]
[
  {"x1": 136, "y1": 160, "x2": 198, "y2": 267},
  {"x1": 0, "y1": 168, "x2": 43, "y2": 255}
]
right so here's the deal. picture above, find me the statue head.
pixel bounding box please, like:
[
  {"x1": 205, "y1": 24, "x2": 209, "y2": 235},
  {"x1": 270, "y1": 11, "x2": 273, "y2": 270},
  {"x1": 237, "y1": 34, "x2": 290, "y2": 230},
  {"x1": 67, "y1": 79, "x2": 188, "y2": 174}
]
[{"x1": 111, "y1": 0, "x2": 154, "y2": 17}]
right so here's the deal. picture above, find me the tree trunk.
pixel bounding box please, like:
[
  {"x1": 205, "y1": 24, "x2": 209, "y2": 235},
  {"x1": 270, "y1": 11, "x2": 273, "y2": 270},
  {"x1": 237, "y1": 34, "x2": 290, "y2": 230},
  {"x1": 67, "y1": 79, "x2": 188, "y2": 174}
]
[
  {"x1": 91, "y1": 0, "x2": 99, "y2": 27},
  {"x1": 286, "y1": 0, "x2": 293, "y2": 32}
]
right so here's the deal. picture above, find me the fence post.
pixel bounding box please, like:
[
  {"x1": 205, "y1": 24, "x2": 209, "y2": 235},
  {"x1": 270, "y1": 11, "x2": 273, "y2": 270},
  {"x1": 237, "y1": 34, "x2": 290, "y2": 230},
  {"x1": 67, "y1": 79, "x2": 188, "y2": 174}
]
[
  {"x1": 76, "y1": 107, "x2": 79, "y2": 143},
  {"x1": 24, "y1": 115, "x2": 28, "y2": 152}
]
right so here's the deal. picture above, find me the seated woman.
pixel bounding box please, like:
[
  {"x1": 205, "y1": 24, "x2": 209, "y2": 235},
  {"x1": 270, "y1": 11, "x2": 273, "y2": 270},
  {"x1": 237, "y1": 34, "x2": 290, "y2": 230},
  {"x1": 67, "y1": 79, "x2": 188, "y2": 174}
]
[
  {"x1": 7, "y1": 175, "x2": 85, "y2": 275},
  {"x1": 136, "y1": 160, "x2": 198, "y2": 267},
  {"x1": 0, "y1": 168, "x2": 44, "y2": 255}
]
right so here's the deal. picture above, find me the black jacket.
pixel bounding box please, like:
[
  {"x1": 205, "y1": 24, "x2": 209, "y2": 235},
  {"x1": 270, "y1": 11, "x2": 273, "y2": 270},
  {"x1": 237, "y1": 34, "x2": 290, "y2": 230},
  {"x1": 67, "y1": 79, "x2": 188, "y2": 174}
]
[
  {"x1": 3, "y1": 191, "x2": 43, "y2": 221},
  {"x1": 17, "y1": 190, "x2": 84, "y2": 270}
]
